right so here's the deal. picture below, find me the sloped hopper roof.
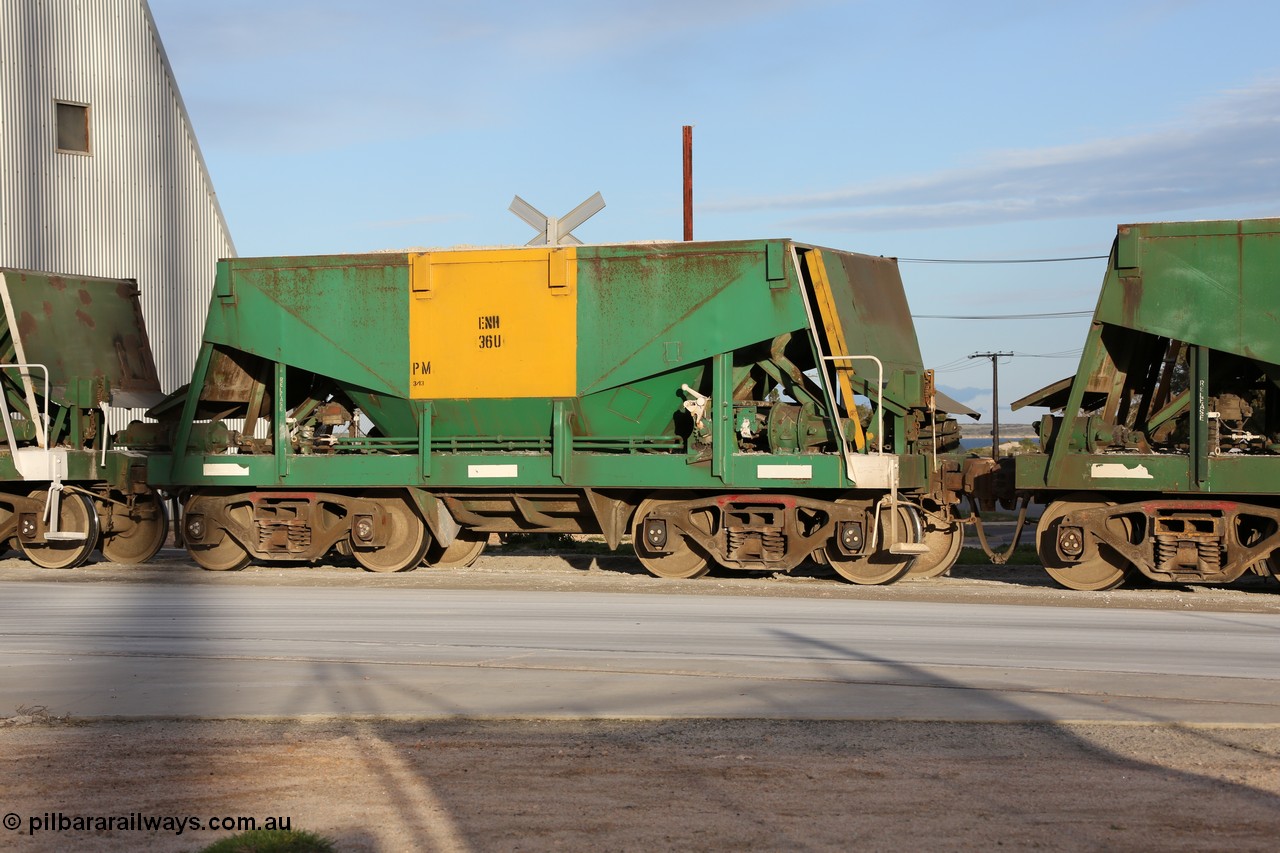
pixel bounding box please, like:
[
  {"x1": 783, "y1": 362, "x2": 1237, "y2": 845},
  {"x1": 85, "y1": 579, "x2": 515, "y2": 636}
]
[
  {"x1": 1011, "y1": 375, "x2": 1108, "y2": 413},
  {"x1": 0, "y1": 269, "x2": 164, "y2": 409},
  {"x1": 934, "y1": 388, "x2": 981, "y2": 419}
]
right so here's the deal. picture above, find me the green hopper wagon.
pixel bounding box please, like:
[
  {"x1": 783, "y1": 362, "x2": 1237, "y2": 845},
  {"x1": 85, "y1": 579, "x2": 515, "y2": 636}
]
[
  {"x1": 154, "y1": 240, "x2": 972, "y2": 582},
  {"x1": 1004, "y1": 218, "x2": 1280, "y2": 590},
  {"x1": 0, "y1": 268, "x2": 167, "y2": 568}
]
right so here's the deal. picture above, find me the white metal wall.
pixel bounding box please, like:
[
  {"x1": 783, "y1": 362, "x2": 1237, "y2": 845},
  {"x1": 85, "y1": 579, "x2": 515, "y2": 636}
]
[{"x1": 0, "y1": 0, "x2": 234, "y2": 405}]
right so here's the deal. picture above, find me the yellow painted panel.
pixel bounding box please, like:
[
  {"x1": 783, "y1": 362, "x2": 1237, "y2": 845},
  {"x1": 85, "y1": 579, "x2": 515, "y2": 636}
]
[
  {"x1": 805, "y1": 250, "x2": 866, "y2": 450},
  {"x1": 408, "y1": 248, "x2": 576, "y2": 398}
]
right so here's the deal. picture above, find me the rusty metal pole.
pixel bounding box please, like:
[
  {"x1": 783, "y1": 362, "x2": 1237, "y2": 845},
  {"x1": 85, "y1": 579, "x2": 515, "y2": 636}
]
[{"x1": 682, "y1": 125, "x2": 693, "y2": 241}]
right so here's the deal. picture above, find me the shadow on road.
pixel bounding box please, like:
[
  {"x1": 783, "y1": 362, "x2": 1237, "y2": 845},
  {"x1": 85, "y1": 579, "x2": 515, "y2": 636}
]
[{"x1": 2, "y1": 566, "x2": 1280, "y2": 850}]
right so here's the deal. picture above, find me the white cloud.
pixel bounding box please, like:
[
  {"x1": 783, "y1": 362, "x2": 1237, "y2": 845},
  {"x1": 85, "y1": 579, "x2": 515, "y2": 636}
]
[
  {"x1": 707, "y1": 79, "x2": 1280, "y2": 230},
  {"x1": 153, "y1": 0, "x2": 835, "y2": 65},
  {"x1": 150, "y1": 0, "x2": 839, "y2": 153}
]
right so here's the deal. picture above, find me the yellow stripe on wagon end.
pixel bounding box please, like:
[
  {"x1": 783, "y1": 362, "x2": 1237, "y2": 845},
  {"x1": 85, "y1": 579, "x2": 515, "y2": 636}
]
[{"x1": 407, "y1": 247, "x2": 577, "y2": 399}]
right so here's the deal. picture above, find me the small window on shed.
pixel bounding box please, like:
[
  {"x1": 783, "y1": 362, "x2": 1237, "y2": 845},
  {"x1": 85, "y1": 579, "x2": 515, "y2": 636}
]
[{"x1": 55, "y1": 102, "x2": 90, "y2": 154}]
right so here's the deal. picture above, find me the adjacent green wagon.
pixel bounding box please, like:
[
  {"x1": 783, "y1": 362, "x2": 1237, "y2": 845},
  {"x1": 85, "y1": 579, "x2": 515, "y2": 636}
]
[
  {"x1": 0, "y1": 268, "x2": 167, "y2": 568},
  {"x1": 998, "y1": 218, "x2": 1280, "y2": 589}
]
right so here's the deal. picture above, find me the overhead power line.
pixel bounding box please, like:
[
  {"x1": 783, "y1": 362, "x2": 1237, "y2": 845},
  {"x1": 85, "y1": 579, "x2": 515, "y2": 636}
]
[
  {"x1": 933, "y1": 348, "x2": 1083, "y2": 373},
  {"x1": 912, "y1": 310, "x2": 1092, "y2": 320},
  {"x1": 1011, "y1": 349, "x2": 1083, "y2": 359},
  {"x1": 895, "y1": 255, "x2": 1108, "y2": 264}
]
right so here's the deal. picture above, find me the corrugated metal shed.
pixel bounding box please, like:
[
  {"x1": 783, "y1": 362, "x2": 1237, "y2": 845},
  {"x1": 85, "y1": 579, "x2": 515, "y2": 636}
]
[{"x1": 0, "y1": 0, "x2": 234, "y2": 405}]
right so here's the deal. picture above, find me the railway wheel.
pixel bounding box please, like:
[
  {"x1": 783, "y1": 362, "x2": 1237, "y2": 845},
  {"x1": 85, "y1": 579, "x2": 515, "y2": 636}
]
[
  {"x1": 632, "y1": 497, "x2": 714, "y2": 579},
  {"x1": 189, "y1": 536, "x2": 252, "y2": 571},
  {"x1": 100, "y1": 491, "x2": 169, "y2": 564},
  {"x1": 185, "y1": 494, "x2": 251, "y2": 571},
  {"x1": 826, "y1": 502, "x2": 920, "y2": 585},
  {"x1": 0, "y1": 505, "x2": 14, "y2": 559},
  {"x1": 906, "y1": 513, "x2": 965, "y2": 579},
  {"x1": 20, "y1": 490, "x2": 99, "y2": 569},
  {"x1": 424, "y1": 529, "x2": 487, "y2": 569},
  {"x1": 353, "y1": 495, "x2": 429, "y2": 573},
  {"x1": 1237, "y1": 516, "x2": 1278, "y2": 582},
  {"x1": 1037, "y1": 495, "x2": 1133, "y2": 591}
]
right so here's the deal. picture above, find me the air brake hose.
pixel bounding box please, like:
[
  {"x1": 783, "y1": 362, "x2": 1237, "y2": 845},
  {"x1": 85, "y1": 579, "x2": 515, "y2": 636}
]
[{"x1": 967, "y1": 496, "x2": 1031, "y2": 566}]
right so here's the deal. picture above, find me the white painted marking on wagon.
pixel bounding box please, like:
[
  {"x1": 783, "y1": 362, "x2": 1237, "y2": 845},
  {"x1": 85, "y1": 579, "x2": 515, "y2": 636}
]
[
  {"x1": 468, "y1": 464, "x2": 519, "y2": 478},
  {"x1": 757, "y1": 464, "x2": 813, "y2": 479},
  {"x1": 202, "y1": 463, "x2": 251, "y2": 476},
  {"x1": 1090, "y1": 463, "x2": 1154, "y2": 480}
]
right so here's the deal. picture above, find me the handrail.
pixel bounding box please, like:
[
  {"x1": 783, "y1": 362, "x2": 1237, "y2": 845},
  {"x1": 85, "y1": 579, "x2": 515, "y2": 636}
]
[
  {"x1": 0, "y1": 362, "x2": 51, "y2": 455},
  {"x1": 823, "y1": 354, "x2": 884, "y2": 455},
  {"x1": 824, "y1": 354, "x2": 926, "y2": 553}
]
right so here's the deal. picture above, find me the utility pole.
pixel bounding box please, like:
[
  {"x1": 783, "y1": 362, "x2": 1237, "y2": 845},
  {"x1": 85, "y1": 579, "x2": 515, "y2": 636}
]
[
  {"x1": 682, "y1": 125, "x2": 693, "y2": 241},
  {"x1": 969, "y1": 352, "x2": 1013, "y2": 460}
]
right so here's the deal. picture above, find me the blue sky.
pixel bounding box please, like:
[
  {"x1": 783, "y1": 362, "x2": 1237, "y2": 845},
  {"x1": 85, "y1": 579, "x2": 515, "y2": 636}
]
[{"x1": 148, "y1": 0, "x2": 1280, "y2": 423}]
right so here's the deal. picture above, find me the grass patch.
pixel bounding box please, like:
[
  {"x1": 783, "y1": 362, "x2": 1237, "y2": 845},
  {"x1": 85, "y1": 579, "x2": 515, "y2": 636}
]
[
  {"x1": 200, "y1": 829, "x2": 335, "y2": 853},
  {"x1": 962, "y1": 509, "x2": 1026, "y2": 522},
  {"x1": 0, "y1": 704, "x2": 73, "y2": 727}
]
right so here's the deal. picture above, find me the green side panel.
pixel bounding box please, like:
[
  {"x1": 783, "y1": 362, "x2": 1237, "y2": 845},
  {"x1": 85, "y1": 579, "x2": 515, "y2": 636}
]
[
  {"x1": 576, "y1": 363, "x2": 707, "y2": 438},
  {"x1": 0, "y1": 449, "x2": 139, "y2": 490},
  {"x1": 426, "y1": 377, "x2": 704, "y2": 444},
  {"x1": 428, "y1": 398, "x2": 554, "y2": 440},
  {"x1": 1015, "y1": 453, "x2": 1191, "y2": 493},
  {"x1": 205, "y1": 255, "x2": 411, "y2": 397},
  {"x1": 813, "y1": 247, "x2": 926, "y2": 404},
  {"x1": 574, "y1": 240, "x2": 809, "y2": 396},
  {"x1": 340, "y1": 385, "x2": 420, "y2": 439},
  {"x1": 1096, "y1": 218, "x2": 1280, "y2": 366},
  {"x1": 0, "y1": 268, "x2": 161, "y2": 406},
  {"x1": 1021, "y1": 444, "x2": 1280, "y2": 496},
  {"x1": 1203, "y1": 455, "x2": 1280, "y2": 493}
]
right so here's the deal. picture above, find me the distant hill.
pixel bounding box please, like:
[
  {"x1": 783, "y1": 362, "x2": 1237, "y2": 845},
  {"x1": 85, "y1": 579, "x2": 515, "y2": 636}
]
[{"x1": 959, "y1": 421, "x2": 1039, "y2": 439}]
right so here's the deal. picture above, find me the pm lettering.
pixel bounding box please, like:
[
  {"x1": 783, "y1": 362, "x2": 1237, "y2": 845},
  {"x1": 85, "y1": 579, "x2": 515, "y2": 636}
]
[{"x1": 411, "y1": 360, "x2": 431, "y2": 388}]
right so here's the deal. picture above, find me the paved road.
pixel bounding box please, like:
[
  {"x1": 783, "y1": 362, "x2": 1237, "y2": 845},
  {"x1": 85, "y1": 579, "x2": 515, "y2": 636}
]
[{"x1": 2, "y1": 580, "x2": 1278, "y2": 724}]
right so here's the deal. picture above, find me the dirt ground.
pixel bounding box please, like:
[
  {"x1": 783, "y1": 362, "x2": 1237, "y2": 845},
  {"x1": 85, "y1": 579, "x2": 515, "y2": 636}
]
[
  {"x1": 4, "y1": 539, "x2": 1279, "y2": 615},
  {"x1": 1, "y1": 718, "x2": 1278, "y2": 852}
]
